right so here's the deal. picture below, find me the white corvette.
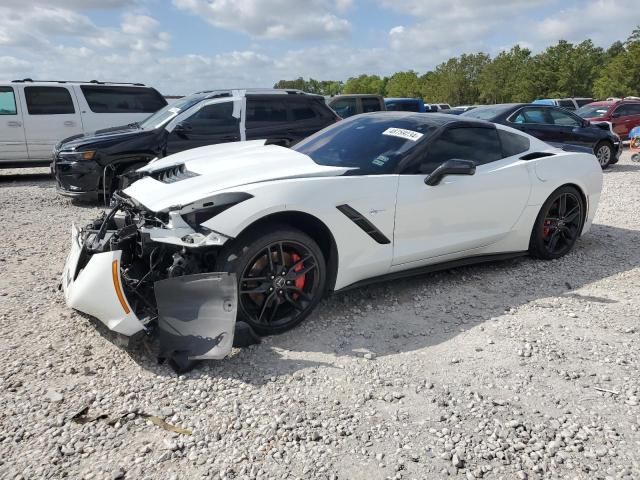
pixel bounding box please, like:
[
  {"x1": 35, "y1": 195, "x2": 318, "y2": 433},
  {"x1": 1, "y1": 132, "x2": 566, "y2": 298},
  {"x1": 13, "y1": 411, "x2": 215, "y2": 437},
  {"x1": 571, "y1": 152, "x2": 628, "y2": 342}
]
[{"x1": 62, "y1": 112, "x2": 602, "y2": 363}]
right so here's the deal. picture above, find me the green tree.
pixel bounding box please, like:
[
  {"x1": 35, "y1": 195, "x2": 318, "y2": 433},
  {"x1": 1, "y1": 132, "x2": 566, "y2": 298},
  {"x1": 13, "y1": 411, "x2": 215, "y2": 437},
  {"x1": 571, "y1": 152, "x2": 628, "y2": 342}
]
[
  {"x1": 343, "y1": 74, "x2": 386, "y2": 94},
  {"x1": 594, "y1": 40, "x2": 640, "y2": 98},
  {"x1": 478, "y1": 46, "x2": 532, "y2": 103},
  {"x1": 385, "y1": 71, "x2": 421, "y2": 98}
]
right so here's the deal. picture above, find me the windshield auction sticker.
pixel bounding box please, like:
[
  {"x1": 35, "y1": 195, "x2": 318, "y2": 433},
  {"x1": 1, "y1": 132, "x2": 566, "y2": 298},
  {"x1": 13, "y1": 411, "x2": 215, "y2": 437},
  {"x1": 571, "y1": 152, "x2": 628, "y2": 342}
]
[{"x1": 382, "y1": 127, "x2": 424, "y2": 141}]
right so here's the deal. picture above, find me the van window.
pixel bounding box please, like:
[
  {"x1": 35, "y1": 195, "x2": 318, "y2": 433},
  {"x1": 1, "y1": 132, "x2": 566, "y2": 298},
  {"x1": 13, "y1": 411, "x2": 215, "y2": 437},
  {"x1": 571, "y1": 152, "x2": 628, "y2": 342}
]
[
  {"x1": 25, "y1": 87, "x2": 75, "y2": 115},
  {"x1": 0, "y1": 87, "x2": 17, "y2": 115},
  {"x1": 80, "y1": 86, "x2": 166, "y2": 113}
]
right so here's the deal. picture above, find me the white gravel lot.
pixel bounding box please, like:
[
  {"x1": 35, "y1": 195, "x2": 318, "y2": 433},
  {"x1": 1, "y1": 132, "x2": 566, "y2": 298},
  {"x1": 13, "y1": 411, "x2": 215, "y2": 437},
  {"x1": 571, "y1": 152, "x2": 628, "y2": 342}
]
[{"x1": 0, "y1": 152, "x2": 639, "y2": 480}]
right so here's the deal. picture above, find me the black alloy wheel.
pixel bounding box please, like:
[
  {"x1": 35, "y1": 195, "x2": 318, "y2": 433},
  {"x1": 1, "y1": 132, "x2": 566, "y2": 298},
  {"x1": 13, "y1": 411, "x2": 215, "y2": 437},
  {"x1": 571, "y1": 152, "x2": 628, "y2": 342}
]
[
  {"x1": 530, "y1": 186, "x2": 584, "y2": 260},
  {"x1": 216, "y1": 227, "x2": 326, "y2": 335}
]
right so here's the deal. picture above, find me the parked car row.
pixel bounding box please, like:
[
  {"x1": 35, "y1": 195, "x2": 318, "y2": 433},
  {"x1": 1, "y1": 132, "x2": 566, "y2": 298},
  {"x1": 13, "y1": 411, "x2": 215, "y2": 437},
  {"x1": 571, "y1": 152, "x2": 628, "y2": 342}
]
[{"x1": 0, "y1": 79, "x2": 167, "y2": 167}]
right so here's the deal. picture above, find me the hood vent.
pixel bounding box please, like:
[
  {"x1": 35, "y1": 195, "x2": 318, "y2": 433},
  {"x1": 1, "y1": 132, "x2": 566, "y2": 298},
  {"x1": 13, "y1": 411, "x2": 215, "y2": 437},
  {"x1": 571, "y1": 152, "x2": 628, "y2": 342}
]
[{"x1": 151, "y1": 164, "x2": 200, "y2": 184}]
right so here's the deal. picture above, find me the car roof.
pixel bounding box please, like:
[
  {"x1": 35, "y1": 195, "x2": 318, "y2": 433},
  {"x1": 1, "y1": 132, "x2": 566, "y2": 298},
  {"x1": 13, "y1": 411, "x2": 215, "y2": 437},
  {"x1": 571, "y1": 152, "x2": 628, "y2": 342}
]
[
  {"x1": 363, "y1": 111, "x2": 494, "y2": 127},
  {"x1": 6, "y1": 79, "x2": 148, "y2": 87},
  {"x1": 193, "y1": 88, "x2": 323, "y2": 98},
  {"x1": 331, "y1": 94, "x2": 382, "y2": 98}
]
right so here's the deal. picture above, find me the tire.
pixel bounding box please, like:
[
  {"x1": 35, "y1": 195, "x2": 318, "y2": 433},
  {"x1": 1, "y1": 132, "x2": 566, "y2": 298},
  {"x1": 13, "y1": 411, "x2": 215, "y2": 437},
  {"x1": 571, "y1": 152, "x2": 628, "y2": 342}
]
[
  {"x1": 594, "y1": 141, "x2": 613, "y2": 169},
  {"x1": 529, "y1": 186, "x2": 585, "y2": 260},
  {"x1": 215, "y1": 225, "x2": 326, "y2": 335},
  {"x1": 632, "y1": 153, "x2": 640, "y2": 163}
]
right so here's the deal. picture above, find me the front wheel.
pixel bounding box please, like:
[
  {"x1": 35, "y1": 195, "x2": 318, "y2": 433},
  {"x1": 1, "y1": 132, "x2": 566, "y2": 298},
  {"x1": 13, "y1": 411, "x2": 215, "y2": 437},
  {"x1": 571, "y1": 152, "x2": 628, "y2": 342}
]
[
  {"x1": 215, "y1": 226, "x2": 326, "y2": 335},
  {"x1": 529, "y1": 186, "x2": 584, "y2": 260},
  {"x1": 594, "y1": 141, "x2": 613, "y2": 169}
]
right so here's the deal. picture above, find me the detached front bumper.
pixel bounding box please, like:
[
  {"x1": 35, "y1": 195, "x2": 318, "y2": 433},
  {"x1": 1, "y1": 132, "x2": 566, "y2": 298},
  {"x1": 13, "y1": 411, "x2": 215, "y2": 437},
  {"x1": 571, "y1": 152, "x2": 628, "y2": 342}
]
[
  {"x1": 61, "y1": 225, "x2": 238, "y2": 361},
  {"x1": 62, "y1": 225, "x2": 145, "y2": 336}
]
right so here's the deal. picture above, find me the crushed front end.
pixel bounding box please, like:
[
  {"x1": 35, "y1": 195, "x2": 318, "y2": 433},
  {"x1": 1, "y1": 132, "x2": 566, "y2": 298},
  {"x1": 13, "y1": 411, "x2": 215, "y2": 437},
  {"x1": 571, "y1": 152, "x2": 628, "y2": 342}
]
[{"x1": 61, "y1": 193, "x2": 238, "y2": 362}]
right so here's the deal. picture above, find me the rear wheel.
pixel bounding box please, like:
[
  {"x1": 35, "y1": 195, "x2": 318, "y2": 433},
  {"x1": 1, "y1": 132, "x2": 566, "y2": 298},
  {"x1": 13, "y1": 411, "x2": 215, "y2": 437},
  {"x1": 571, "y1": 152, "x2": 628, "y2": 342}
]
[
  {"x1": 215, "y1": 226, "x2": 326, "y2": 335},
  {"x1": 529, "y1": 186, "x2": 584, "y2": 260},
  {"x1": 594, "y1": 141, "x2": 613, "y2": 169}
]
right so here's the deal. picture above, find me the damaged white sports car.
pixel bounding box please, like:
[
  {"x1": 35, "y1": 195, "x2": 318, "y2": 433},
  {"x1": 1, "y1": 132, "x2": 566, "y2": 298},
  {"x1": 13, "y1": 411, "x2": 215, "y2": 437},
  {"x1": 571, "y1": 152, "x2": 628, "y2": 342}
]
[{"x1": 62, "y1": 112, "x2": 603, "y2": 364}]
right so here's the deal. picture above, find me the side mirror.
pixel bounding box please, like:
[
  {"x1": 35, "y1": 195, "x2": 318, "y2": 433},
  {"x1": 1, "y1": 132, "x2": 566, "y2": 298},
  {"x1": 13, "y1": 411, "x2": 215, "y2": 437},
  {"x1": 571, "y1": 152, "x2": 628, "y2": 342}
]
[
  {"x1": 173, "y1": 122, "x2": 192, "y2": 137},
  {"x1": 582, "y1": 119, "x2": 590, "y2": 127},
  {"x1": 425, "y1": 159, "x2": 476, "y2": 186}
]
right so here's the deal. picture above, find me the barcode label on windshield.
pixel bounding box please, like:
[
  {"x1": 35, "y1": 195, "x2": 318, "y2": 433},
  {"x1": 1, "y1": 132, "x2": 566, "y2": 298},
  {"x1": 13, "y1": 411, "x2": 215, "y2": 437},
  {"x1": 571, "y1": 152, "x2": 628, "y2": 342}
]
[{"x1": 382, "y1": 127, "x2": 424, "y2": 141}]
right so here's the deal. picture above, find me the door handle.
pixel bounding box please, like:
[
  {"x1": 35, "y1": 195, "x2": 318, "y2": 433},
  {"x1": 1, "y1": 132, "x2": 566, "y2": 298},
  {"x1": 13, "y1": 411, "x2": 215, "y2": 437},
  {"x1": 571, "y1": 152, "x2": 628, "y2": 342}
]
[
  {"x1": 7, "y1": 121, "x2": 22, "y2": 127},
  {"x1": 64, "y1": 121, "x2": 76, "y2": 127}
]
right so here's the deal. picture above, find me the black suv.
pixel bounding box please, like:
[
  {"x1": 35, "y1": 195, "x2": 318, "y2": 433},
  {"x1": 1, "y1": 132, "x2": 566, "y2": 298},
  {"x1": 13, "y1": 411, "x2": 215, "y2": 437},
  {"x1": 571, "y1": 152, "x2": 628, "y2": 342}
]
[{"x1": 53, "y1": 89, "x2": 340, "y2": 201}]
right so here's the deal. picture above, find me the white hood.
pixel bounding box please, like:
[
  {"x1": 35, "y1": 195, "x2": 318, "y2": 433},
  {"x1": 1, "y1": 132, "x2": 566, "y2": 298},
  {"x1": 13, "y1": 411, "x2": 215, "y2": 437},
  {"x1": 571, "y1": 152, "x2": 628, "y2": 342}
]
[{"x1": 124, "y1": 140, "x2": 350, "y2": 212}]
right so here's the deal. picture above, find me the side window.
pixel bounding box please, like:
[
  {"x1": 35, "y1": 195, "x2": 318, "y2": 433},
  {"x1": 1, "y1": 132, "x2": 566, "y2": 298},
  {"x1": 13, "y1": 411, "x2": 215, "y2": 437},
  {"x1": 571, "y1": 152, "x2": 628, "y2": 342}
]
[
  {"x1": 0, "y1": 87, "x2": 17, "y2": 115},
  {"x1": 362, "y1": 98, "x2": 382, "y2": 113},
  {"x1": 329, "y1": 98, "x2": 357, "y2": 118},
  {"x1": 616, "y1": 103, "x2": 640, "y2": 116},
  {"x1": 290, "y1": 100, "x2": 317, "y2": 121},
  {"x1": 246, "y1": 98, "x2": 288, "y2": 126},
  {"x1": 420, "y1": 127, "x2": 501, "y2": 174},
  {"x1": 549, "y1": 109, "x2": 580, "y2": 127},
  {"x1": 186, "y1": 102, "x2": 239, "y2": 134},
  {"x1": 511, "y1": 108, "x2": 548, "y2": 124},
  {"x1": 498, "y1": 129, "x2": 530, "y2": 157},
  {"x1": 80, "y1": 86, "x2": 166, "y2": 113},
  {"x1": 576, "y1": 99, "x2": 593, "y2": 107},
  {"x1": 613, "y1": 104, "x2": 632, "y2": 117},
  {"x1": 24, "y1": 87, "x2": 75, "y2": 115},
  {"x1": 558, "y1": 99, "x2": 575, "y2": 110}
]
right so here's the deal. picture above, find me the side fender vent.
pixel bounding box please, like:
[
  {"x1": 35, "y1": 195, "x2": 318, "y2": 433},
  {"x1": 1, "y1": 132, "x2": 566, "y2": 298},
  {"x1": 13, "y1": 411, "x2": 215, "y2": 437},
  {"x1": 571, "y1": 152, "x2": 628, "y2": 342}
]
[
  {"x1": 151, "y1": 164, "x2": 200, "y2": 183},
  {"x1": 520, "y1": 152, "x2": 556, "y2": 161},
  {"x1": 336, "y1": 204, "x2": 391, "y2": 245}
]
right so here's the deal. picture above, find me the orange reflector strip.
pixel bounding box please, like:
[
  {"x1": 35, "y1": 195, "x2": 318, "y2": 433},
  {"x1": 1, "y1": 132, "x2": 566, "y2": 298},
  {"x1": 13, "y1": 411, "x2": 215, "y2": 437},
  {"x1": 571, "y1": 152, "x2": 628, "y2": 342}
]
[{"x1": 111, "y1": 260, "x2": 131, "y2": 314}]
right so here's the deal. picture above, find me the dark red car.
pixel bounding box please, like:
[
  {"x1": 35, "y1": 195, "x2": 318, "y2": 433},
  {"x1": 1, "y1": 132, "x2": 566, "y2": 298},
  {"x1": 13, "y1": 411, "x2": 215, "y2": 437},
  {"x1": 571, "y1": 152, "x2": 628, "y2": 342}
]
[{"x1": 575, "y1": 99, "x2": 640, "y2": 139}]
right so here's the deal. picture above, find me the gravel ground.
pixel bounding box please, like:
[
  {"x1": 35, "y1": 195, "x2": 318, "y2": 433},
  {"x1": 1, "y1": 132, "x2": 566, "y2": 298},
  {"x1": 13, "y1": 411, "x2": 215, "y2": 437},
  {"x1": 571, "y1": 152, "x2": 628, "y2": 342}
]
[{"x1": 0, "y1": 152, "x2": 639, "y2": 480}]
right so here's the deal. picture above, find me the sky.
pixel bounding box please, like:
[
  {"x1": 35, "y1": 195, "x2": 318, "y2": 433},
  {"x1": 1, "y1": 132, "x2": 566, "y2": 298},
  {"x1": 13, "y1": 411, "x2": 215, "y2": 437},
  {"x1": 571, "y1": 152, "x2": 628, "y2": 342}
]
[{"x1": 1, "y1": 0, "x2": 639, "y2": 95}]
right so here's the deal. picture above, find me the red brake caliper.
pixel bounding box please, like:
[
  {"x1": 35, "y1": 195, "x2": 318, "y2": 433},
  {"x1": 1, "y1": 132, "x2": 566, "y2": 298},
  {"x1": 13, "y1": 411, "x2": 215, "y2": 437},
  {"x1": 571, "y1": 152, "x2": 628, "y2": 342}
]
[
  {"x1": 290, "y1": 253, "x2": 306, "y2": 298},
  {"x1": 543, "y1": 220, "x2": 551, "y2": 238}
]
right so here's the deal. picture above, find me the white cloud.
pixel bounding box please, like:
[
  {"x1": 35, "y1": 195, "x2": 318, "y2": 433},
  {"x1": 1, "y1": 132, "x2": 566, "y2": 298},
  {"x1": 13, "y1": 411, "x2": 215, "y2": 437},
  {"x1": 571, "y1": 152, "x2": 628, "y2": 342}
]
[
  {"x1": 172, "y1": 0, "x2": 352, "y2": 40},
  {"x1": 532, "y1": 0, "x2": 639, "y2": 46},
  {"x1": 0, "y1": 0, "x2": 638, "y2": 96}
]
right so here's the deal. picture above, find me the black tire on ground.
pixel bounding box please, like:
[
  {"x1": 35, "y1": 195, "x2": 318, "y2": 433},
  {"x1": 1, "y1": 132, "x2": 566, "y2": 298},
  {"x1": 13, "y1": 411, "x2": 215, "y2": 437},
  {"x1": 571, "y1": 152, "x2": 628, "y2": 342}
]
[
  {"x1": 215, "y1": 225, "x2": 327, "y2": 335},
  {"x1": 594, "y1": 141, "x2": 613, "y2": 169},
  {"x1": 529, "y1": 185, "x2": 585, "y2": 260}
]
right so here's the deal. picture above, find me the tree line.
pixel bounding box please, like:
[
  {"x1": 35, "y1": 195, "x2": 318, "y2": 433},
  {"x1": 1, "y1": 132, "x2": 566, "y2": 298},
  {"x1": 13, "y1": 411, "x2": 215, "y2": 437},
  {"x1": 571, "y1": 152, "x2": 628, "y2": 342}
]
[{"x1": 274, "y1": 26, "x2": 640, "y2": 105}]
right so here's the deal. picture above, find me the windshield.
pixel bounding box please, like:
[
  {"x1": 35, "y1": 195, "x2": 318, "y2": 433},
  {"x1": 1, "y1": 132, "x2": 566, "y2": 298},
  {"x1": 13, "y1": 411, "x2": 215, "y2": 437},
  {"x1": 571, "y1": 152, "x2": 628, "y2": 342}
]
[
  {"x1": 461, "y1": 105, "x2": 512, "y2": 120},
  {"x1": 293, "y1": 115, "x2": 436, "y2": 174},
  {"x1": 139, "y1": 94, "x2": 208, "y2": 130},
  {"x1": 575, "y1": 104, "x2": 610, "y2": 118}
]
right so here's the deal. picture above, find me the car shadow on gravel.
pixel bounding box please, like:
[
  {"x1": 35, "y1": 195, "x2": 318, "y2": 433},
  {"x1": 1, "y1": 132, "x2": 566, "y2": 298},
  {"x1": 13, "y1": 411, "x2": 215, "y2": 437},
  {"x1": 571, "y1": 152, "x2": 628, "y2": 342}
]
[
  {"x1": 0, "y1": 172, "x2": 52, "y2": 184},
  {"x1": 90, "y1": 222, "x2": 640, "y2": 381},
  {"x1": 606, "y1": 163, "x2": 640, "y2": 172}
]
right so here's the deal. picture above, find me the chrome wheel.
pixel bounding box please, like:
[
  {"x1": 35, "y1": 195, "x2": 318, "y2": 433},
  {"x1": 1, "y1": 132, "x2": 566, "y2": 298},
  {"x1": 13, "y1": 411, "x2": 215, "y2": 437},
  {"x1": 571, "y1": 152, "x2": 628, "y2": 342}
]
[{"x1": 596, "y1": 144, "x2": 611, "y2": 167}]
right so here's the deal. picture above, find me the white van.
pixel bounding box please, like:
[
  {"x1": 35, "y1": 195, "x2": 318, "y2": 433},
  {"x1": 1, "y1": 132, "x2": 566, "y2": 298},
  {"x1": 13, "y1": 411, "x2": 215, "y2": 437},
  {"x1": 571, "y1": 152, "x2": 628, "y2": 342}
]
[{"x1": 0, "y1": 80, "x2": 167, "y2": 167}]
